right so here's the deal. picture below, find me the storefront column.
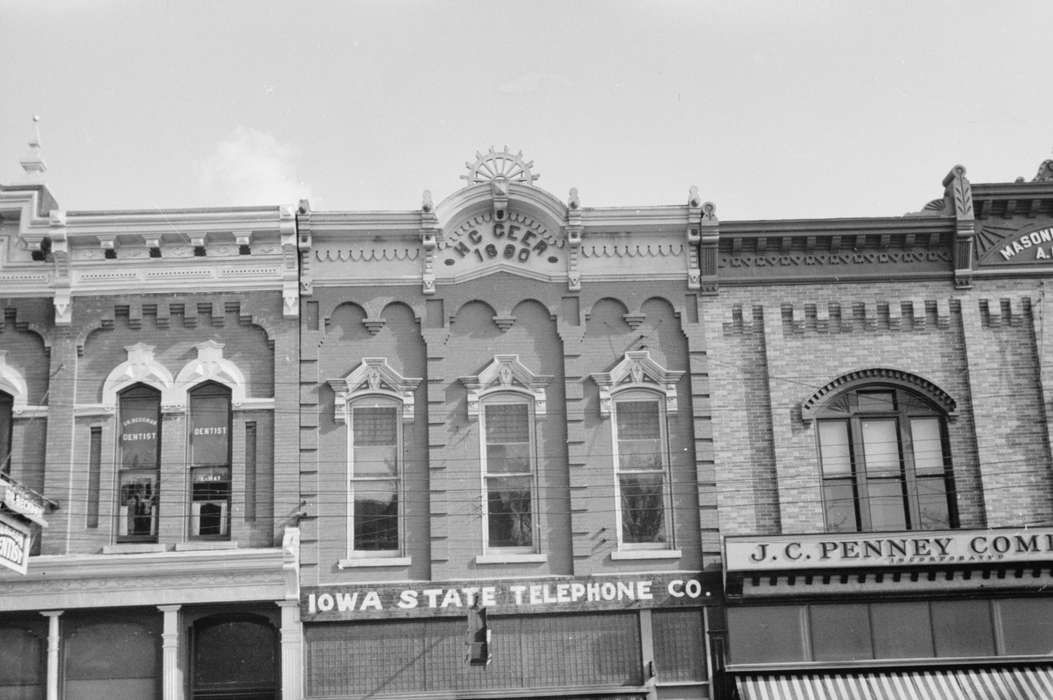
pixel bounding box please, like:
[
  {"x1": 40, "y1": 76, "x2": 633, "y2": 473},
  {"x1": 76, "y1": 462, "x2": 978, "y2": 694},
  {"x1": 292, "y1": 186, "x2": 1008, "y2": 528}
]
[
  {"x1": 40, "y1": 610, "x2": 62, "y2": 700},
  {"x1": 158, "y1": 605, "x2": 183, "y2": 700},
  {"x1": 278, "y1": 600, "x2": 303, "y2": 700}
]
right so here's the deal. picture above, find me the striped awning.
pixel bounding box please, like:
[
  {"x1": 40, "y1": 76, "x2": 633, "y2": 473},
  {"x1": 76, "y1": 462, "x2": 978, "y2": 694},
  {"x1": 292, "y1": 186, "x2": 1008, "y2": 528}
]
[{"x1": 735, "y1": 666, "x2": 1053, "y2": 700}]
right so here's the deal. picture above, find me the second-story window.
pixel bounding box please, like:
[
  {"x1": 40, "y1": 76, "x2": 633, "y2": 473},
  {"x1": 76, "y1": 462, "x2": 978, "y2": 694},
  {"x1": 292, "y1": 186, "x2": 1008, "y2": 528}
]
[
  {"x1": 0, "y1": 391, "x2": 11, "y2": 475},
  {"x1": 188, "y1": 382, "x2": 232, "y2": 539},
  {"x1": 349, "y1": 400, "x2": 400, "y2": 552},
  {"x1": 117, "y1": 384, "x2": 161, "y2": 541},
  {"x1": 481, "y1": 398, "x2": 535, "y2": 550},
  {"x1": 613, "y1": 393, "x2": 671, "y2": 547},
  {"x1": 818, "y1": 387, "x2": 956, "y2": 532}
]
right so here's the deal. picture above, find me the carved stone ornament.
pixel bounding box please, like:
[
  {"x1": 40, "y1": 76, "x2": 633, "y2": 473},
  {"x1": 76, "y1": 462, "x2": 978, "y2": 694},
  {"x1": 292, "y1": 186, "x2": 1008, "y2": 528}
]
[
  {"x1": 460, "y1": 355, "x2": 552, "y2": 419},
  {"x1": 101, "y1": 343, "x2": 176, "y2": 411},
  {"x1": 591, "y1": 350, "x2": 684, "y2": 417},
  {"x1": 173, "y1": 340, "x2": 248, "y2": 408},
  {"x1": 0, "y1": 350, "x2": 29, "y2": 413},
  {"x1": 327, "y1": 358, "x2": 422, "y2": 423},
  {"x1": 461, "y1": 146, "x2": 540, "y2": 185}
]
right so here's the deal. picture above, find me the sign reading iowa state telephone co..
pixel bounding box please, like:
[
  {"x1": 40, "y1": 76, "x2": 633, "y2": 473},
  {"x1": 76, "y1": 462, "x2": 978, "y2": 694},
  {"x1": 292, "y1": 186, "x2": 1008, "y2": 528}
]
[{"x1": 441, "y1": 213, "x2": 562, "y2": 273}]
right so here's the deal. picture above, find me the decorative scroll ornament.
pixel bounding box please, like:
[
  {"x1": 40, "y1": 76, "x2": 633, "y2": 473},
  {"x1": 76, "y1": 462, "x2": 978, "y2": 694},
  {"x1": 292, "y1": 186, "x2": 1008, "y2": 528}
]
[
  {"x1": 461, "y1": 146, "x2": 540, "y2": 185},
  {"x1": 173, "y1": 340, "x2": 248, "y2": 407},
  {"x1": 591, "y1": 351, "x2": 684, "y2": 417},
  {"x1": 460, "y1": 355, "x2": 552, "y2": 418},
  {"x1": 101, "y1": 343, "x2": 175, "y2": 411},
  {"x1": 327, "y1": 358, "x2": 422, "y2": 423}
]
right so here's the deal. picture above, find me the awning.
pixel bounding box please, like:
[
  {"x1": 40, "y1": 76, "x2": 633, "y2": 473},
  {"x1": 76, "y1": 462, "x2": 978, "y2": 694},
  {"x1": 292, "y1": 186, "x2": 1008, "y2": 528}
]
[{"x1": 735, "y1": 666, "x2": 1053, "y2": 700}]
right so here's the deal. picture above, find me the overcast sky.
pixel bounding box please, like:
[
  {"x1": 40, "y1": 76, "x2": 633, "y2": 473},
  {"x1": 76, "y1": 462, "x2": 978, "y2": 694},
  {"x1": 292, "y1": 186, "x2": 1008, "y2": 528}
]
[{"x1": 2, "y1": 1, "x2": 1051, "y2": 220}]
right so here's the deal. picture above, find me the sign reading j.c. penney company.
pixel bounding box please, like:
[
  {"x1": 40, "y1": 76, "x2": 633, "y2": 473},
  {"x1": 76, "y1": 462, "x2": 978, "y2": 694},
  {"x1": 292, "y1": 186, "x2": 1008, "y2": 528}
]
[
  {"x1": 302, "y1": 573, "x2": 710, "y2": 622},
  {"x1": 724, "y1": 527, "x2": 1053, "y2": 573}
]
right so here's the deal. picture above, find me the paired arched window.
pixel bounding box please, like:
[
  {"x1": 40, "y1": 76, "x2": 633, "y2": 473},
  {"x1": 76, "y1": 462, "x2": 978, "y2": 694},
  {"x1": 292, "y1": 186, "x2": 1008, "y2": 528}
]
[{"x1": 814, "y1": 382, "x2": 957, "y2": 532}]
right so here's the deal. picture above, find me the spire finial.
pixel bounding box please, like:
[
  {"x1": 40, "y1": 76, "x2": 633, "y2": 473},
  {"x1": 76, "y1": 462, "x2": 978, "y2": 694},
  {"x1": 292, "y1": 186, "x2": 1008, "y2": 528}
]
[{"x1": 19, "y1": 115, "x2": 47, "y2": 182}]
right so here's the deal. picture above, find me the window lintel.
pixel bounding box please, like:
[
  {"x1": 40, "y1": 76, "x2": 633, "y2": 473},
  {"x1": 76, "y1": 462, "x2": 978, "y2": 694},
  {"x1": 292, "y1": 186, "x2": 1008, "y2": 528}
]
[
  {"x1": 328, "y1": 357, "x2": 421, "y2": 423},
  {"x1": 592, "y1": 350, "x2": 683, "y2": 416},
  {"x1": 802, "y1": 368, "x2": 957, "y2": 421},
  {"x1": 460, "y1": 354, "x2": 551, "y2": 418}
]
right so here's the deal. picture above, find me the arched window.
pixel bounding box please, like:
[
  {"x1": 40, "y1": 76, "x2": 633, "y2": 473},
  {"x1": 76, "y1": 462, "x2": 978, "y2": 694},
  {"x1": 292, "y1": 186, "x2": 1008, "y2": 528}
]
[
  {"x1": 612, "y1": 389, "x2": 671, "y2": 546},
  {"x1": 0, "y1": 391, "x2": 11, "y2": 474},
  {"x1": 592, "y1": 351, "x2": 682, "y2": 551},
  {"x1": 117, "y1": 384, "x2": 161, "y2": 541},
  {"x1": 191, "y1": 615, "x2": 278, "y2": 700},
  {"x1": 815, "y1": 385, "x2": 957, "y2": 532},
  {"x1": 480, "y1": 394, "x2": 535, "y2": 550},
  {"x1": 188, "y1": 381, "x2": 232, "y2": 539},
  {"x1": 348, "y1": 396, "x2": 401, "y2": 553}
]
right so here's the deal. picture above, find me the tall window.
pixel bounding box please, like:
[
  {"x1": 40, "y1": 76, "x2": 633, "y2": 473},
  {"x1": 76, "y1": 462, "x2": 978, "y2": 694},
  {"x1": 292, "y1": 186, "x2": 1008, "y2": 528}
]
[
  {"x1": 613, "y1": 393, "x2": 671, "y2": 546},
  {"x1": 0, "y1": 391, "x2": 11, "y2": 475},
  {"x1": 117, "y1": 385, "x2": 161, "y2": 541},
  {"x1": 349, "y1": 400, "x2": 400, "y2": 553},
  {"x1": 481, "y1": 398, "x2": 535, "y2": 550},
  {"x1": 188, "y1": 382, "x2": 231, "y2": 539},
  {"x1": 817, "y1": 387, "x2": 956, "y2": 532}
]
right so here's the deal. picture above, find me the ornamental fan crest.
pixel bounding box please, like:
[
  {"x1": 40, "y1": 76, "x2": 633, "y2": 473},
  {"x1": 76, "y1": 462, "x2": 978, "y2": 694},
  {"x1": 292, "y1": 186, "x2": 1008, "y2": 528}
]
[{"x1": 461, "y1": 146, "x2": 540, "y2": 185}]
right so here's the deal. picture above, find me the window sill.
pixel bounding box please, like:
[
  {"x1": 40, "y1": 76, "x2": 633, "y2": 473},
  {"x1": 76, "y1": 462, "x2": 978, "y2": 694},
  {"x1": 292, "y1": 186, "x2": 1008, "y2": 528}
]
[
  {"x1": 103, "y1": 543, "x2": 168, "y2": 554},
  {"x1": 338, "y1": 556, "x2": 411, "y2": 569},
  {"x1": 475, "y1": 553, "x2": 546, "y2": 565},
  {"x1": 610, "y1": 548, "x2": 682, "y2": 561},
  {"x1": 175, "y1": 541, "x2": 237, "y2": 551}
]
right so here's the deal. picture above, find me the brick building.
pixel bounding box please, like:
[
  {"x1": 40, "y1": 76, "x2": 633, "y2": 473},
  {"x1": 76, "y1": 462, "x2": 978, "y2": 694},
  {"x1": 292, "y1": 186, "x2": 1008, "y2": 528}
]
[
  {"x1": 0, "y1": 130, "x2": 303, "y2": 699},
  {"x1": 712, "y1": 162, "x2": 1053, "y2": 697},
  {"x1": 294, "y1": 148, "x2": 719, "y2": 700}
]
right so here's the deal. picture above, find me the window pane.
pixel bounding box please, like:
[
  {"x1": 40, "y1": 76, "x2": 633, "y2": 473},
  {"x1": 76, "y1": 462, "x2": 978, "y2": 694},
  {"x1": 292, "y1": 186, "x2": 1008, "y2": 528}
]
[
  {"x1": 910, "y1": 417, "x2": 945, "y2": 473},
  {"x1": 861, "y1": 418, "x2": 900, "y2": 473},
  {"x1": 118, "y1": 471, "x2": 158, "y2": 538},
  {"x1": 867, "y1": 478, "x2": 907, "y2": 530},
  {"x1": 652, "y1": 610, "x2": 707, "y2": 682},
  {"x1": 119, "y1": 391, "x2": 160, "y2": 469},
  {"x1": 484, "y1": 403, "x2": 529, "y2": 442},
  {"x1": 618, "y1": 438, "x2": 663, "y2": 470},
  {"x1": 620, "y1": 473, "x2": 666, "y2": 543},
  {"x1": 858, "y1": 391, "x2": 894, "y2": 412},
  {"x1": 616, "y1": 400, "x2": 660, "y2": 440},
  {"x1": 193, "y1": 618, "x2": 278, "y2": 689},
  {"x1": 810, "y1": 604, "x2": 873, "y2": 661},
  {"x1": 353, "y1": 406, "x2": 398, "y2": 478},
  {"x1": 823, "y1": 480, "x2": 859, "y2": 532},
  {"x1": 486, "y1": 441, "x2": 530, "y2": 474},
  {"x1": 916, "y1": 476, "x2": 951, "y2": 529},
  {"x1": 487, "y1": 476, "x2": 532, "y2": 547},
  {"x1": 998, "y1": 598, "x2": 1053, "y2": 655},
  {"x1": 931, "y1": 600, "x2": 995, "y2": 657},
  {"x1": 818, "y1": 420, "x2": 851, "y2": 475},
  {"x1": 189, "y1": 391, "x2": 230, "y2": 466},
  {"x1": 192, "y1": 466, "x2": 230, "y2": 538},
  {"x1": 354, "y1": 480, "x2": 398, "y2": 550}
]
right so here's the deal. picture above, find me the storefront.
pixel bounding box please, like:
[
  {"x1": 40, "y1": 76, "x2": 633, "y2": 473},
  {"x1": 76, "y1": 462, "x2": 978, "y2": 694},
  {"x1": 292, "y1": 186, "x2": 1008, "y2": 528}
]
[
  {"x1": 301, "y1": 573, "x2": 718, "y2": 700},
  {"x1": 722, "y1": 529, "x2": 1053, "y2": 699}
]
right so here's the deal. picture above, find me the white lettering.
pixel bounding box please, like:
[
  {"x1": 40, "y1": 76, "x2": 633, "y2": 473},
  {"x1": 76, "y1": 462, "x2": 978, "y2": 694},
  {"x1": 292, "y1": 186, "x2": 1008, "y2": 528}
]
[{"x1": 397, "y1": 590, "x2": 418, "y2": 609}]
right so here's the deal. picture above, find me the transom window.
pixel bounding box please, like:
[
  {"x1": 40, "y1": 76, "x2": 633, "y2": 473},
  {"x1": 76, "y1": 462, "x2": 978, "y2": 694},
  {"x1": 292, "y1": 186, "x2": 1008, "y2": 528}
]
[
  {"x1": 481, "y1": 398, "x2": 535, "y2": 550},
  {"x1": 613, "y1": 393, "x2": 671, "y2": 547},
  {"x1": 349, "y1": 400, "x2": 401, "y2": 553},
  {"x1": 188, "y1": 382, "x2": 232, "y2": 539},
  {"x1": 817, "y1": 387, "x2": 956, "y2": 532},
  {"x1": 117, "y1": 384, "x2": 161, "y2": 541}
]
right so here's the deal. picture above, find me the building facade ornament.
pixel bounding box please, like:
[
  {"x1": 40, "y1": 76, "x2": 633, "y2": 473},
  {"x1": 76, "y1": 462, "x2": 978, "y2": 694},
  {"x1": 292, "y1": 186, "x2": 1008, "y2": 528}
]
[
  {"x1": 591, "y1": 350, "x2": 684, "y2": 416},
  {"x1": 326, "y1": 357, "x2": 422, "y2": 423},
  {"x1": 460, "y1": 355, "x2": 551, "y2": 418}
]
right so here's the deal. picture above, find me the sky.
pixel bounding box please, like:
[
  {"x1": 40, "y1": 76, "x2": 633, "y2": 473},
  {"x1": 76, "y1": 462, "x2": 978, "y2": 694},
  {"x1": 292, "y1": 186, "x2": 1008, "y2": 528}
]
[{"x1": 1, "y1": 0, "x2": 1051, "y2": 221}]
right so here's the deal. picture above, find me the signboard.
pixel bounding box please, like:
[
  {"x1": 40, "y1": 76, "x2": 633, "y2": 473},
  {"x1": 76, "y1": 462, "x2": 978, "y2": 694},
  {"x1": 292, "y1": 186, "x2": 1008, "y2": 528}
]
[
  {"x1": 724, "y1": 527, "x2": 1053, "y2": 573},
  {"x1": 0, "y1": 472, "x2": 48, "y2": 527},
  {"x1": 0, "y1": 512, "x2": 31, "y2": 575},
  {"x1": 979, "y1": 224, "x2": 1053, "y2": 266},
  {"x1": 302, "y1": 573, "x2": 711, "y2": 622}
]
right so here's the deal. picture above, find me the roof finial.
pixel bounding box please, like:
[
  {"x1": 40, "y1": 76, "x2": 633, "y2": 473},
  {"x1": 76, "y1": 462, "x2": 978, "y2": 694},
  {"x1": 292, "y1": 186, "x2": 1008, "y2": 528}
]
[{"x1": 18, "y1": 115, "x2": 47, "y2": 183}]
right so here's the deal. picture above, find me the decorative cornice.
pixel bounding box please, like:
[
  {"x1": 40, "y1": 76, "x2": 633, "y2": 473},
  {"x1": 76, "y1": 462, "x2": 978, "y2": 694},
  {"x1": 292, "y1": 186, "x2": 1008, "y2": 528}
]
[
  {"x1": 460, "y1": 355, "x2": 551, "y2": 418},
  {"x1": 327, "y1": 358, "x2": 422, "y2": 423},
  {"x1": 591, "y1": 350, "x2": 683, "y2": 416},
  {"x1": 801, "y1": 368, "x2": 957, "y2": 420}
]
